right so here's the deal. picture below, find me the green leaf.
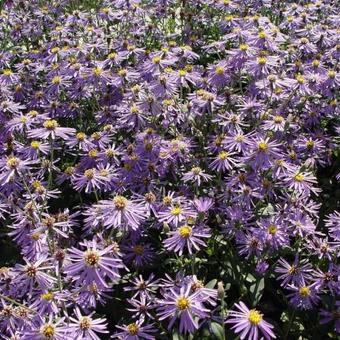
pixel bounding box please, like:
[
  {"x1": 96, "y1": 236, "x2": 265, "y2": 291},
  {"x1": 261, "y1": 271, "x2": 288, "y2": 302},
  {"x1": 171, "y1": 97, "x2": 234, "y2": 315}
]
[
  {"x1": 211, "y1": 322, "x2": 225, "y2": 340},
  {"x1": 205, "y1": 279, "x2": 217, "y2": 289},
  {"x1": 249, "y1": 278, "x2": 265, "y2": 305}
]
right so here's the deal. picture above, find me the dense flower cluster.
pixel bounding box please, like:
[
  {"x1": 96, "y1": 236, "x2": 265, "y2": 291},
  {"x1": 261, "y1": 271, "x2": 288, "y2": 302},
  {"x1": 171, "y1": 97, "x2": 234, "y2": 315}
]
[{"x1": 0, "y1": 0, "x2": 339, "y2": 339}]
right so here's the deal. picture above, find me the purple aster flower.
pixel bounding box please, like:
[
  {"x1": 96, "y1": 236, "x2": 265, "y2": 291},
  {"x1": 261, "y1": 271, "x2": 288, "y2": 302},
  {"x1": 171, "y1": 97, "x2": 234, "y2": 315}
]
[
  {"x1": 163, "y1": 224, "x2": 210, "y2": 255},
  {"x1": 182, "y1": 166, "x2": 212, "y2": 186},
  {"x1": 64, "y1": 239, "x2": 124, "y2": 288},
  {"x1": 114, "y1": 319, "x2": 156, "y2": 339},
  {"x1": 226, "y1": 301, "x2": 276, "y2": 340},
  {"x1": 28, "y1": 119, "x2": 75, "y2": 140},
  {"x1": 157, "y1": 284, "x2": 210, "y2": 334},
  {"x1": 275, "y1": 256, "x2": 313, "y2": 287},
  {"x1": 95, "y1": 195, "x2": 147, "y2": 231},
  {"x1": 286, "y1": 284, "x2": 320, "y2": 310},
  {"x1": 68, "y1": 307, "x2": 108, "y2": 340}
]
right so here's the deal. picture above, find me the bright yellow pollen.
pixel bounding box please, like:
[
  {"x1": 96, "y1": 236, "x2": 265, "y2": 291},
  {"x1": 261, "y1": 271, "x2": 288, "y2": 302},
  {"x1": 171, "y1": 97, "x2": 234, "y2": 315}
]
[
  {"x1": 179, "y1": 69, "x2": 187, "y2": 77},
  {"x1": 84, "y1": 250, "x2": 100, "y2": 267},
  {"x1": 171, "y1": 206, "x2": 182, "y2": 216},
  {"x1": 293, "y1": 173, "x2": 304, "y2": 182},
  {"x1": 306, "y1": 140, "x2": 314, "y2": 149},
  {"x1": 40, "y1": 324, "x2": 55, "y2": 338},
  {"x1": 258, "y1": 142, "x2": 268, "y2": 152},
  {"x1": 257, "y1": 57, "x2": 267, "y2": 65},
  {"x1": 130, "y1": 105, "x2": 140, "y2": 114},
  {"x1": 76, "y1": 132, "x2": 86, "y2": 141},
  {"x1": 3, "y1": 69, "x2": 12, "y2": 76},
  {"x1": 28, "y1": 110, "x2": 38, "y2": 117},
  {"x1": 248, "y1": 309, "x2": 263, "y2": 325},
  {"x1": 273, "y1": 115, "x2": 284, "y2": 123},
  {"x1": 215, "y1": 66, "x2": 225, "y2": 75},
  {"x1": 127, "y1": 323, "x2": 139, "y2": 335},
  {"x1": 92, "y1": 66, "x2": 102, "y2": 77},
  {"x1": 41, "y1": 292, "x2": 54, "y2": 301},
  {"x1": 328, "y1": 70, "x2": 336, "y2": 79},
  {"x1": 84, "y1": 169, "x2": 95, "y2": 179},
  {"x1": 178, "y1": 225, "x2": 192, "y2": 238},
  {"x1": 88, "y1": 149, "x2": 98, "y2": 158},
  {"x1": 118, "y1": 69, "x2": 127, "y2": 77},
  {"x1": 239, "y1": 44, "x2": 249, "y2": 51},
  {"x1": 268, "y1": 224, "x2": 277, "y2": 235},
  {"x1": 51, "y1": 47, "x2": 60, "y2": 54},
  {"x1": 52, "y1": 76, "x2": 61, "y2": 85},
  {"x1": 218, "y1": 151, "x2": 229, "y2": 160},
  {"x1": 113, "y1": 195, "x2": 128, "y2": 210},
  {"x1": 6, "y1": 157, "x2": 19, "y2": 169},
  {"x1": 296, "y1": 74, "x2": 305, "y2": 84},
  {"x1": 258, "y1": 31, "x2": 267, "y2": 39},
  {"x1": 30, "y1": 141, "x2": 41, "y2": 149},
  {"x1": 43, "y1": 119, "x2": 59, "y2": 130},
  {"x1": 152, "y1": 56, "x2": 161, "y2": 64},
  {"x1": 177, "y1": 297, "x2": 190, "y2": 310},
  {"x1": 299, "y1": 286, "x2": 310, "y2": 297}
]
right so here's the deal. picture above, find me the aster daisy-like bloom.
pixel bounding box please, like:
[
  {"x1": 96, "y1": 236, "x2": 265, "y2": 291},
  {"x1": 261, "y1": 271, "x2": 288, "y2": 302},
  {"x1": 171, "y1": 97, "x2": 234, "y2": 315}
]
[
  {"x1": 158, "y1": 201, "x2": 197, "y2": 228},
  {"x1": 275, "y1": 256, "x2": 313, "y2": 287},
  {"x1": 28, "y1": 119, "x2": 75, "y2": 140},
  {"x1": 114, "y1": 319, "x2": 156, "y2": 339},
  {"x1": 286, "y1": 284, "x2": 320, "y2": 310},
  {"x1": 96, "y1": 195, "x2": 147, "y2": 231},
  {"x1": 157, "y1": 284, "x2": 210, "y2": 334},
  {"x1": 182, "y1": 166, "x2": 212, "y2": 186},
  {"x1": 209, "y1": 150, "x2": 238, "y2": 172},
  {"x1": 68, "y1": 307, "x2": 108, "y2": 340},
  {"x1": 226, "y1": 301, "x2": 276, "y2": 340},
  {"x1": 283, "y1": 168, "x2": 320, "y2": 196},
  {"x1": 163, "y1": 224, "x2": 211, "y2": 255},
  {"x1": 64, "y1": 239, "x2": 124, "y2": 288}
]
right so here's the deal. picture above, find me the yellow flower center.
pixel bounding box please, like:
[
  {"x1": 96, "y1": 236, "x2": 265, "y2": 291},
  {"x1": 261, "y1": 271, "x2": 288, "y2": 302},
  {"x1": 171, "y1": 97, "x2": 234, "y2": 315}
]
[
  {"x1": 43, "y1": 119, "x2": 59, "y2": 130},
  {"x1": 30, "y1": 140, "x2": 41, "y2": 150},
  {"x1": 113, "y1": 195, "x2": 128, "y2": 210},
  {"x1": 191, "y1": 166, "x2": 202, "y2": 175},
  {"x1": 84, "y1": 250, "x2": 100, "y2": 267},
  {"x1": 273, "y1": 115, "x2": 284, "y2": 123},
  {"x1": 268, "y1": 224, "x2": 277, "y2": 235},
  {"x1": 6, "y1": 156, "x2": 19, "y2": 169},
  {"x1": 88, "y1": 149, "x2": 98, "y2": 158},
  {"x1": 215, "y1": 66, "x2": 225, "y2": 75},
  {"x1": 258, "y1": 31, "x2": 267, "y2": 39},
  {"x1": 118, "y1": 69, "x2": 127, "y2": 77},
  {"x1": 178, "y1": 225, "x2": 192, "y2": 238},
  {"x1": 293, "y1": 173, "x2": 304, "y2": 182},
  {"x1": 40, "y1": 324, "x2": 55, "y2": 338},
  {"x1": 177, "y1": 296, "x2": 190, "y2": 310},
  {"x1": 76, "y1": 132, "x2": 86, "y2": 141},
  {"x1": 92, "y1": 66, "x2": 102, "y2": 77},
  {"x1": 171, "y1": 206, "x2": 182, "y2": 216},
  {"x1": 52, "y1": 76, "x2": 61, "y2": 85},
  {"x1": 133, "y1": 245, "x2": 144, "y2": 255},
  {"x1": 127, "y1": 323, "x2": 139, "y2": 335},
  {"x1": 152, "y1": 56, "x2": 161, "y2": 64},
  {"x1": 218, "y1": 151, "x2": 229, "y2": 160},
  {"x1": 258, "y1": 142, "x2": 268, "y2": 152},
  {"x1": 299, "y1": 286, "x2": 310, "y2": 297},
  {"x1": 296, "y1": 74, "x2": 305, "y2": 84},
  {"x1": 84, "y1": 169, "x2": 95, "y2": 179},
  {"x1": 328, "y1": 70, "x2": 336, "y2": 79},
  {"x1": 41, "y1": 292, "x2": 54, "y2": 301},
  {"x1": 179, "y1": 69, "x2": 187, "y2": 77},
  {"x1": 239, "y1": 43, "x2": 249, "y2": 51},
  {"x1": 3, "y1": 69, "x2": 12, "y2": 76},
  {"x1": 80, "y1": 316, "x2": 91, "y2": 330},
  {"x1": 257, "y1": 57, "x2": 267, "y2": 65},
  {"x1": 248, "y1": 309, "x2": 263, "y2": 325}
]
